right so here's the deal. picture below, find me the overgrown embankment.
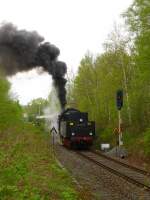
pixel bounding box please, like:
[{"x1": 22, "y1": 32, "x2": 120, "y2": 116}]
[
  {"x1": 0, "y1": 123, "x2": 82, "y2": 199},
  {"x1": 0, "y1": 75, "x2": 83, "y2": 199}
]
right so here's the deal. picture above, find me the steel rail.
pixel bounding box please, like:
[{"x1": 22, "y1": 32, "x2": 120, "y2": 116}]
[
  {"x1": 76, "y1": 151, "x2": 150, "y2": 191},
  {"x1": 92, "y1": 150, "x2": 150, "y2": 176}
]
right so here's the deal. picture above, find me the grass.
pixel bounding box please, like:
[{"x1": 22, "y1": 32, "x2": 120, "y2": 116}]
[{"x1": 0, "y1": 123, "x2": 81, "y2": 200}]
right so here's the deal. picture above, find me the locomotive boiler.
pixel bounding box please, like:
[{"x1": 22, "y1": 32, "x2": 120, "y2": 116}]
[{"x1": 58, "y1": 108, "x2": 95, "y2": 149}]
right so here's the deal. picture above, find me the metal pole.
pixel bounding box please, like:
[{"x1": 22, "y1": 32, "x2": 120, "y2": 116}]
[
  {"x1": 39, "y1": 104, "x2": 40, "y2": 116},
  {"x1": 118, "y1": 110, "x2": 123, "y2": 146}
]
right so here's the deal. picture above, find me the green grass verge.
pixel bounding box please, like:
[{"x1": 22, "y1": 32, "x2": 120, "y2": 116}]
[{"x1": 0, "y1": 123, "x2": 80, "y2": 200}]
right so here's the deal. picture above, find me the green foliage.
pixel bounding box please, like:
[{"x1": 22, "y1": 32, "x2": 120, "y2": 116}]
[
  {"x1": 143, "y1": 128, "x2": 150, "y2": 156},
  {"x1": 24, "y1": 98, "x2": 48, "y2": 118},
  {"x1": 24, "y1": 98, "x2": 48, "y2": 129},
  {"x1": 100, "y1": 128, "x2": 114, "y2": 144},
  {"x1": 50, "y1": 164, "x2": 78, "y2": 200},
  {"x1": 122, "y1": 131, "x2": 141, "y2": 152},
  {"x1": 67, "y1": 1, "x2": 150, "y2": 159},
  {"x1": 0, "y1": 73, "x2": 80, "y2": 199},
  {"x1": 70, "y1": 43, "x2": 132, "y2": 129},
  {"x1": 0, "y1": 124, "x2": 80, "y2": 199},
  {"x1": 123, "y1": 0, "x2": 150, "y2": 129},
  {"x1": 0, "y1": 76, "x2": 22, "y2": 131}
]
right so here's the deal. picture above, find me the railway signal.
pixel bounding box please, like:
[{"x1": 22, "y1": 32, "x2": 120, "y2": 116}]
[{"x1": 116, "y1": 90, "x2": 123, "y2": 110}]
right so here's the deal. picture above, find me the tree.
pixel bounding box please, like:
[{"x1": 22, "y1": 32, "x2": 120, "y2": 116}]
[
  {"x1": 103, "y1": 25, "x2": 133, "y2": 125},
  {"x1": 123, "y1": 0, "x2": 150, "y2": 129},
  {"x1": 24, "y1": 98, "x2": 48, "y2": 123},
  {"x1": 72, "y1": 53, "x2": 99, "y2": 120},
  {"x1": 71, "y1": 27, "x2": 133, "y2": 132},
  {"x1": 0, "y1": 74, "x2": 22, "y2": 131}
]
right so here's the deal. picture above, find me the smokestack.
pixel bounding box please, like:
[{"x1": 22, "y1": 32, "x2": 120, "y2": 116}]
[{"x1": 0, "y1": 22, "x2": 67, "y2": 109}]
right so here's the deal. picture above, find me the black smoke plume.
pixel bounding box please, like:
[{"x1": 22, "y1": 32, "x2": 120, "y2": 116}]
[{"x1": 0, "y1": 23, "x2": 67, "y2": 109}]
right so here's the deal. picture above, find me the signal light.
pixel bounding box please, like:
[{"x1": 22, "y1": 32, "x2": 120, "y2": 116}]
[{"x1": 116, "y1": 90, "x2": 123, "y2": 110}]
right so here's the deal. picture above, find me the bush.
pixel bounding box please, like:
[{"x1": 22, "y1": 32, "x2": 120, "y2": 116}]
[
  {"x1": 0, "y1": 76, "x2": 23, "y2": 131},
  {"x1": 100, "y1": 128, "x2": 114, "y2": 144},
  {"x1": 123, "y1": 131, "x2": 137, "y2": 147},
  {"x1": 143, "y1": 128, "x2": 150, "y2": 156}
]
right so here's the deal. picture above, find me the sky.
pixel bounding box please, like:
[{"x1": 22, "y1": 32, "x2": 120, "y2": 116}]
[{"x1": 0, "y1": 0, "x2": 133, "y2": 105}]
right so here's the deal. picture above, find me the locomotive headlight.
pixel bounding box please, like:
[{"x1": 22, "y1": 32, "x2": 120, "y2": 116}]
[
  {"x1": 89, "y1": 132, "x2": 93, "y2": 136},
  {"x1": 72, "y1": 132, "x2": 75, "y2": 136},
  {"x1": 70, "y1": 122, "x2": 74, "y2": 125}
]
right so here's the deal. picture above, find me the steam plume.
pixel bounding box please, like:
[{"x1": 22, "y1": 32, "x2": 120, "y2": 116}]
[{"x1": 0, "y1": 22, "x2": 67, "y2": 109}]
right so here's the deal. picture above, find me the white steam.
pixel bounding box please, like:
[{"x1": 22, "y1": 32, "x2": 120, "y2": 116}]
[{"x1": 44, "y1": 87, "x2": 61, "y2": 131}]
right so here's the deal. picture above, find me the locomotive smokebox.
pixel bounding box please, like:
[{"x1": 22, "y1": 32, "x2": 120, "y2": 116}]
[{"x1": 58, "y1": 108, "x2": 95, "y2": 149}]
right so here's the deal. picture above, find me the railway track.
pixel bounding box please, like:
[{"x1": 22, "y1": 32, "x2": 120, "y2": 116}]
[
  {"x1": 92, "y1": 150, "x2": 150, "y2": 176},
  {"x1": 76, "y1": 150, "x2": 150, "y2": 192}
]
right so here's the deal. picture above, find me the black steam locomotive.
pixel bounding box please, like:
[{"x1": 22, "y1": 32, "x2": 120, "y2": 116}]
[{"x1": 58, "y1": 108, "x2": 95, "y2": 149}]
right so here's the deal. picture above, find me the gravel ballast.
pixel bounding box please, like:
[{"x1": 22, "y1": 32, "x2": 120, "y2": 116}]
[{"x1": 55, "y1": 144, "x2": 150, "y2": 200}]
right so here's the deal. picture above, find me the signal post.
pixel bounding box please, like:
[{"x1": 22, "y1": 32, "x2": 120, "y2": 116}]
[
  {"x1": 116, "y1": 90, "x2": 123, "y2": 147},
  {"x1": 50, "y1": 126, "x2": 57, "y2": 159}
]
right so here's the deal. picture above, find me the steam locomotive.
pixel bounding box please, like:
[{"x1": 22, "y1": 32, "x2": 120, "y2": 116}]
[{"x1": 58, "y1": 108, "x2": 95, "y2": 149}]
